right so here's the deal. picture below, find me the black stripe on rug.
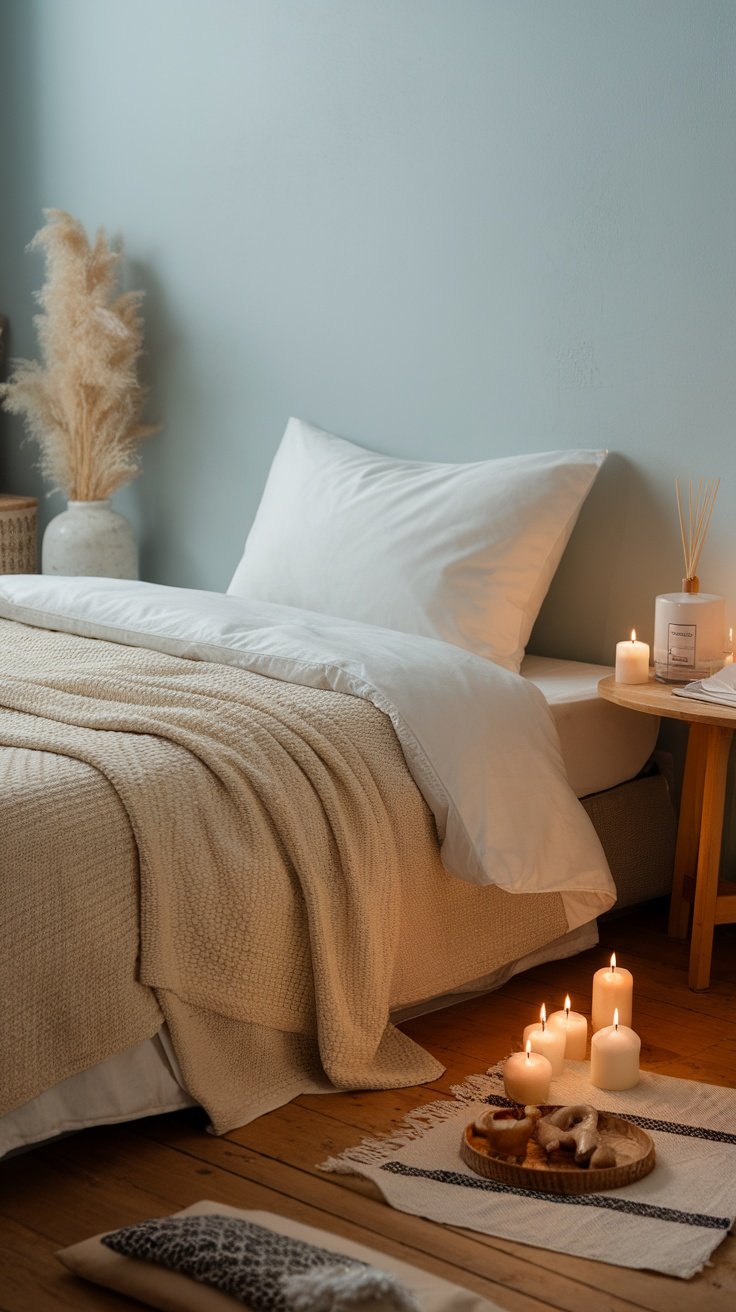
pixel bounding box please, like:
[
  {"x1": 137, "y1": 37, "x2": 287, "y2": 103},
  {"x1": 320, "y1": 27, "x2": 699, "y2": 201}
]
[
  {"x1": 380, "y1": 1162, "x2": 731, "y2": 1229},
  {"x1": 481, "y1": 1092, "x2": 736, "y2": 1145}
]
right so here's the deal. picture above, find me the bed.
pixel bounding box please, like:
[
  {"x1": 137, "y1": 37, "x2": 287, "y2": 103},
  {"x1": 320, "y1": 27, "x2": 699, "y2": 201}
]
[{"x1": 0, "y1": 421, "x2": 671, "y2": 1157}]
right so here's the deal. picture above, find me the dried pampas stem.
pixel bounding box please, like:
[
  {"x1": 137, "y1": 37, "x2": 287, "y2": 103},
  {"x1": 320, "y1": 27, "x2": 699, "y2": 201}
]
[{"x1": 0, "y1": 209, "x2": 160, "y2": 501}]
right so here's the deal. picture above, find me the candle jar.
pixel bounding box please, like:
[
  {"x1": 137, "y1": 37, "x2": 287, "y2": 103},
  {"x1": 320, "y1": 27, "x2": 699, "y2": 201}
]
[{"x1": 654, "y1": 589, "x2": 725, "y2": 683}]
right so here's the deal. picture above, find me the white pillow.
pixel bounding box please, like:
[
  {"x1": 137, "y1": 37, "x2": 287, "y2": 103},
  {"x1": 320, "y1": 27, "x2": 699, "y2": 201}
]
[{"x1": 227, "y1": 419, "x2": 605, "y2": 671}]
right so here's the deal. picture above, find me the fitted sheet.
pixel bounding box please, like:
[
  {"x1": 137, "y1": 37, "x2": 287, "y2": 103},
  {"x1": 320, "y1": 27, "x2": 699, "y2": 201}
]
[{"x1": 523, "y1": 655, "x2": 658, "y2": 797}]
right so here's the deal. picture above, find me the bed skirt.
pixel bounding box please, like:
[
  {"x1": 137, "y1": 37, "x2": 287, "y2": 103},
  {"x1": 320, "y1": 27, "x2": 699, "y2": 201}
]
[{"x1": 582, "y1": 767, "x2": 676, "y2": 912}]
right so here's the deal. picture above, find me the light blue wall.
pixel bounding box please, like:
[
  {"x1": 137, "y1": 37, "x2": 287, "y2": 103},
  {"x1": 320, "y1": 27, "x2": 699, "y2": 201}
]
[{"x1": 2, "y1": 0, "x2": 736, "y2": 668}]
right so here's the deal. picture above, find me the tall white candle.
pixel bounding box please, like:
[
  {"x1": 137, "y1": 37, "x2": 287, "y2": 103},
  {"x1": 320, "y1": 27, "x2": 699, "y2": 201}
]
[
  {"x1": 590, "y1": 1008, "x2": 641, "y2": 1090},
  {"x1": 503, "y1": 1040, "x2": 552, "y2": 1104},
  {"x1": 546, "y1": 995, "x2": 588, "y2": 1060},
  {"x1": 522, "y1": 1003, "x2": 566, "y2": 1077},
  {"x1": 615, "y1": 629, "x2": 650, "y2": 684},
  {"x1": 592, "y1": 953, "x2": 633, "y2": 1033}
]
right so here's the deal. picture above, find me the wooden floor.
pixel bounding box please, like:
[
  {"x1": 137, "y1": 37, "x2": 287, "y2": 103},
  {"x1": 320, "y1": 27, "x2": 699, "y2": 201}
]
[{"x1": 1, "y1": 900, "x2": 735, "y2": 1311}]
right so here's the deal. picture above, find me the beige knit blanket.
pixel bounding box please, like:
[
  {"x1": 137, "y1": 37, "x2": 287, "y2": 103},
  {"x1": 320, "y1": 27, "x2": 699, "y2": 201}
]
[{"x1": 0, "y1": 619, "x2": 445, "y2": 1131}]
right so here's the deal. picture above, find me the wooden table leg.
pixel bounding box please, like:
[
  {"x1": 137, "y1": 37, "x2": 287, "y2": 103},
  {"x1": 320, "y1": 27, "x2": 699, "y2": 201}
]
[
  {"x1": 688, "y1": 725, "x2": 733, "y2": 990},
  {"x1": 668, "y1": 723, "x2": 707, "y2": 938}
]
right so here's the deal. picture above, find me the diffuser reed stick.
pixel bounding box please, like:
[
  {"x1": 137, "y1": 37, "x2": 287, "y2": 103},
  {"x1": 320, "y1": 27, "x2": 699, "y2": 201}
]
[{"x1": 675, "y1": 477, "x2": 719, "y2": 593}]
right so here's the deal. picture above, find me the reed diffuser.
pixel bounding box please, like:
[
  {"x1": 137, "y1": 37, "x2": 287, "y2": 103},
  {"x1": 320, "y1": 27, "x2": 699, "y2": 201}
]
[
  {"x1": 654, "y1": 478, "x2": 725, "y2": 683},
  {"x1": 675, "y1": 477, "x2": 720, "y2": 594}
]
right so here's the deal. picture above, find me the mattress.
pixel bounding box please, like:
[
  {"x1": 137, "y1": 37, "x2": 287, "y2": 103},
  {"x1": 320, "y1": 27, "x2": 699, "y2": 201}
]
[{"x1": 522, "y1": 655, "x2": 659, "y2": 797}]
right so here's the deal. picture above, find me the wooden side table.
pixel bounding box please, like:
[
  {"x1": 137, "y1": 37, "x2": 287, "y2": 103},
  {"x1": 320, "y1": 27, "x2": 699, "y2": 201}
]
[
  {"x1": 598, "y1": 674, "x2": 736, "y2": 990},
  {"x1": 0, "y1": 495, "x2": 38, "y2": 573}
]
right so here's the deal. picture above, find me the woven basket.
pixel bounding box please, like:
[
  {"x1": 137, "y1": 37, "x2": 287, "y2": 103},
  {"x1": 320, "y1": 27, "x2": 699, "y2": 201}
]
[
  {"x1": 461, "y1": 1112, "x2": 655, "y2": 1195},
  {"x1": 0, "y1": 495, "x2": 38, "y2": 574}
]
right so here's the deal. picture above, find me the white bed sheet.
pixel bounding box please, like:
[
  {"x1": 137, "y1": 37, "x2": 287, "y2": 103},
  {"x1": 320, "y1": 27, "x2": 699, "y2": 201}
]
[
  {"x1": 522, "y1": 655, "x2": 659, "y2": 797},
  {"x1": 0, "y1": 576, "x2": 615, "y2": 920}
]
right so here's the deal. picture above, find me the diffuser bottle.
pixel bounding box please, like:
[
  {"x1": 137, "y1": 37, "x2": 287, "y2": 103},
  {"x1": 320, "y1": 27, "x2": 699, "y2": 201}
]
[{"x1": 653, "y1": 578, "x2": 725, "y2": 683}]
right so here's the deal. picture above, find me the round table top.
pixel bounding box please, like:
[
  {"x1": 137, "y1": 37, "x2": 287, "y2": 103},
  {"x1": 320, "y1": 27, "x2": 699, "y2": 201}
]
[{"x1": 598, "y1": 673, "x2": 736, "y2": 729}]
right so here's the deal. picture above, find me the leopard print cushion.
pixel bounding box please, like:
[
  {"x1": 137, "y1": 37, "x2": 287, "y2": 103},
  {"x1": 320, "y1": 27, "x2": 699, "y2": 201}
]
[{"x1": 101, "y1": 1214, "x2": 403, "y2": 1310}]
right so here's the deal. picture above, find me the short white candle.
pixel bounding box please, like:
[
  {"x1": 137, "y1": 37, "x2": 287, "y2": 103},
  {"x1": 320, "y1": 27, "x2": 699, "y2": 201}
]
[
  {"x1": 590, "y1": 1008, "x2": 641, "y2": 1090},
  {"x1": 522, "y1": 1003, "x2": 566, "y2": 1077},
  {"x1": 546, "y1": 995, "x2": 588, "y2": 1060},
  {"x1": 592, "y1": 953, "x2": 633, "y2": 1033},
  {"x1": 615, "y1": 630, "x2": 650, "y2": 684},
  {"x1": 503, "y1": 1040, "x2": 552, "y2": 1103}
]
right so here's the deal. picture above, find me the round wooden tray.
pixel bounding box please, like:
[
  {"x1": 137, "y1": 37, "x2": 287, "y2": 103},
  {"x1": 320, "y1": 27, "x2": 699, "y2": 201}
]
[{"x1": 461, "y1": 1108, "x2": 655, "y2": 1195}]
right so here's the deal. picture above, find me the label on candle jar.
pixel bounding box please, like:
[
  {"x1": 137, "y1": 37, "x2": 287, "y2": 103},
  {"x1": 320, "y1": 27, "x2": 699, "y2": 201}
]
[{"x1": 667, "y1": 623, "x2": 696, "y2": 670}]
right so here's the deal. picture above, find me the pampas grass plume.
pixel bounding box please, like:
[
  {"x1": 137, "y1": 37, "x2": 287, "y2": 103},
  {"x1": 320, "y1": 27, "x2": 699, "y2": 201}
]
[{"x1": 0, "y1": 209, "x2": 160, "y2": 500}]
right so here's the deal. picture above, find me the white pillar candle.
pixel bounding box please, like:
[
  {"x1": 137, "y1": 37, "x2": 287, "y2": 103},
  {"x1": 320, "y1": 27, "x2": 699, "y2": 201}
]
[
  {"x1": 592, "y1": 953, "x2": 633, "y2": 1033},
  {"x1": 522, "y1": 1003, "x2": 566, "y2": 1077},
  {"x1": 503, "y1": 1040, "x2": 552, "y2": 1104},
  {"x1": 615, "y1": 629, "x2": 650, "y2": 684},
  {"x1": 546, "y1": 994, "x2": 588, "y2": 1060},
  {"x1": 590, "y1": 1008, "x2": 641, "y2": 1090}
]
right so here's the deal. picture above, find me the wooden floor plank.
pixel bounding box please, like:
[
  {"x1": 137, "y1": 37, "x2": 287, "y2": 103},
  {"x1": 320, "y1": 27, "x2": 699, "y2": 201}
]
[
  {"x1": 0, "y1": 1213, "x2": 139, "y2": 1311},
  {"x1": 1, "y1": 901, "x2": 734, "y2": 1311},
  {"x1": 218, "y1": 1096, "x2": 736, "y2": 1312},
  {"x1": 129, "y1": 1121, "x2": 647, "y2": 1312},
  {"x1": 0, "y1": 1130, "x2": 552, "y2": 1312}
]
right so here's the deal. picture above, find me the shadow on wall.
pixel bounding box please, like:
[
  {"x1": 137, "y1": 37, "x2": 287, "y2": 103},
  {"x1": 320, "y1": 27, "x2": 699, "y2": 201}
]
[
  {"x1": 531, "y1": 453, "x2": 659, "y2": 668},
  {"x1": 115, "y1": 256, "x2": 180, "y2": 584}
]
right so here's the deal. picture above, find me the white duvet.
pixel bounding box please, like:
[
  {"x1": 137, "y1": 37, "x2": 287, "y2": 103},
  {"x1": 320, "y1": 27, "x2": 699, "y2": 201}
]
[{"x1": 0, "y1": 575, "x2": 615, "y2": 928}]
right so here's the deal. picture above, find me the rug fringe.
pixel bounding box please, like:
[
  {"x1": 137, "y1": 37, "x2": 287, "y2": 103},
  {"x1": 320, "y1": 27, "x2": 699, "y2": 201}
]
[
  {"x1": 319, "y1": 1066, "x2": 507, "y2": 1174},
  {"x1": 320, "y1": 1094, "x2": 468, "y2": 1172}
]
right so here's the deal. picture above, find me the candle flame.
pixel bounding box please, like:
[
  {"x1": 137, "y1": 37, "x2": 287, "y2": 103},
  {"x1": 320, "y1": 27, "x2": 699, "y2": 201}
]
[
  {"x1": 540, "y1": 1002, "x2": 546, "y2": 1030},
  {"x1": 630, "y1": 629, "x2": 636, "y2": 643},
  {"x1": 613, "y1": 1008, "x2": 619, "y2": 1030},
  {"x1": 610, "y1": 952, "x2": 616, "y2": 972},
  {"x1": 564, "y1": 994, "x2": 571, "y2": 1015},
  {"x1": 525, "y1": 1038, "x2": 532, "y2": 1060}
]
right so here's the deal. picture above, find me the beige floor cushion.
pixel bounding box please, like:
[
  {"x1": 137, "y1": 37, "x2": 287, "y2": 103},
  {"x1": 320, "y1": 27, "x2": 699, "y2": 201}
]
[{"x1": 57, "y1": 1201, "x2": 502, "y2": 1312}]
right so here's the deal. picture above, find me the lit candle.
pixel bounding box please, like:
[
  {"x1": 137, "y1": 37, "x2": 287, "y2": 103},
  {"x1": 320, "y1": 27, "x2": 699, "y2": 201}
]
[
  {"x1": 615, "y1": 629, "x2": 650, "y2": 684},
  {"x1": 522, "y1": 1003, "x2": 566, "y2": 1077},
  {"x1": 724, "y1": 628, "x2": 734, "y2": 666},
  {"x1": 590, "y1": 1008, "x2": 641, "y2": 1090},
  {"x1": 591, "y1": 953, "x2": 633, "y2": 1033},
  {"x1": 546, "y1": 994, "x2": 588, "y2": 1060},
  {"x1": 503, "y1": 1039, "x2": 552, "y2": 1103}
]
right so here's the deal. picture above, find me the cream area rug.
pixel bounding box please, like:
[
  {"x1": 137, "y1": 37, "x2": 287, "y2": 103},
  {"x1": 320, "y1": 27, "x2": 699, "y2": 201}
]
[{"x1": 321, "y1": 1061, "x2": 736, "y2": 1279}]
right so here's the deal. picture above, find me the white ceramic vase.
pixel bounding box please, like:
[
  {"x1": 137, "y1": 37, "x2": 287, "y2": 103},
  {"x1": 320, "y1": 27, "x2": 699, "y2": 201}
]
[{"x1": 42, "y1": 499, "x2": 138, "y2": 579}]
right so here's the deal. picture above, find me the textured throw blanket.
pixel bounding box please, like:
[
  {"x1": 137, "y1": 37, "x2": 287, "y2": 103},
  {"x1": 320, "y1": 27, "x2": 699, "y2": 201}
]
[{"x1": 0, "y1": 619, "x2": 445, "y2": 1129}]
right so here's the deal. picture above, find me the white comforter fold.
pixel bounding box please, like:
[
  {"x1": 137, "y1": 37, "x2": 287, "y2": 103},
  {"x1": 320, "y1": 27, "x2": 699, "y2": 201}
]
[{"x1": 0, "y1": 575, "x2": 615, "y2": 924}]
